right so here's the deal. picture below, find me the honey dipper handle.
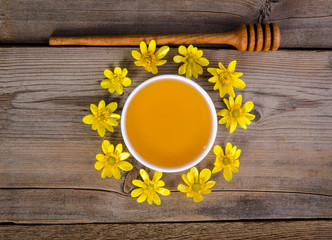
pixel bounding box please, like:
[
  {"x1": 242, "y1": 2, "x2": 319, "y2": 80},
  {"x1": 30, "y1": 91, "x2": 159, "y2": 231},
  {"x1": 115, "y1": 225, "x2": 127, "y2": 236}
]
[{"x1": 49, "y1": 24, "x2": 248, "y2": 51}]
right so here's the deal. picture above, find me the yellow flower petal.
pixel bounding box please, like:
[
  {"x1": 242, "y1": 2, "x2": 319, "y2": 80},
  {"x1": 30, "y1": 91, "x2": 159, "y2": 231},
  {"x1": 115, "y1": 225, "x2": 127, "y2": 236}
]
[
  {"x1": 218, "y1": 62, "x2": 226, "y2": 71},
  {"x1": 96, "y1": 154, "x2": 104, "y2": 161},
  {"x1": 101, "y1": 168, "x2": 107, "y2": 178},
  {"x1": 122, "y1": 68, "x2": 128, "y2": 77},
  {"x1": 217, "y1": 109, "x2": 228, "y2": 117},
  {"x1": 193, "y1": 194, "x2": 204, "y2": 203},
  {"x1": 106, "y1": 102, "x2": 117, "y2": 113},
  {"x1": 132, "y1": 50, "x2": 142, "y2": 60},
  {"x1": 122, "y1": 77, "x2": 131, "y2": 87},
  {"x1": 208, "y1": 76, "x2": 218, "y2": 83},
  {"x1": 229, "y1": 96, "x2": 235, "y2": 108},
  {"x1": 155, "y1": 46, "x2": 169, "y2": 59},
  {"x1": 197, "y1": 57, "x2": 209, "y2": 66},
  {"x1": 112, "y1": 168, "x2": 121, "y2": 180},
  {"x1": 238, "y1": 117, "x2": 247, "y2": 129},
  {"x1": 140, "y1": 41, "x2": 147, "y2": 54},
  {"x1": 219, "y1": 116, "x2": 229, "y2": 125},
  {"x1": 196, "y1": 50, "x2": 203, "y2": 58},
  {"x1": 178, "y1": 64, "x2": 187, "y2": 75},
  {"x1": 140, "y1": 169, "x2": 149, "y2": 182},
  {"x1": 110, "y1": 113, "x2": 121, "y2": 120},
  {"x1": 119, "y1": 152, "x2": 130, "y2": 160},
  {"x1": 153, "y1": 171, "x2": 162, "y2": 182},
  {"x1": 105, "y1": 124, "x2": 114, "y2": 133},
  {"x1": 102, "y1": 140, "x2": 111, "y2": 154},
  {"x1": 205, "y1": 181, "x2": 216, "y2": 189},
  {"x1": 233, "y1": 78, "x2": 246, "y2": 89},
  {"x1": 227, "y1": 60, "x2": 237, "y2": 73},
  {"x1": 207, "y1": 67, "x2": 218, "y2": 75},
  {"x1": 98, "y1": 100, "x2": 105, "y2": 110},
  {"x1": 173, "y1": 55, "x2": 184, "y2": 63},
  {"x1": 115, "y1": 85, "x2": 123, "y2": 95},
  {"x1": 137, "y1": 193, "x2": 147, "y2": 203},
  {"x1": 244, "y1": 113, "x2": 255, "y2": 120},
  {"x1": 178, "y1": 45, "x2": 187, "y2": 55},
  {"x1": 234, "y1": 149, "x2": 241, "y2": 159},
  {"x1": 243, "y1": 101, "x2": 254, "y2": 113},
  {"x1": 148, "y1": 40, "x2": 156, "y2": 53},
  {"x1": 115, "y1": 144, "x2": 123, "y2": 154},
  {"x1": 231, "y1": 166, "x2": 238, "y2": 173},
  {"x1": 182, "y1": 174, "x2": 190, "y2": 186},
  {"x1": 114, "y1": 67, "x2": 122, "y2": 75},
  {"x1": 187, "y1": 172, "x2": 195, "y2": 185},
  {"x1": 199, "y1": 168, "x2": 211, "y2": 183},
  {"x1": 147, "y1": 195, "x2": 153, "y2": 205},
  {"x1": 82, "y1": 114, "x2": 94, "y2": 124},
  {"x1": 157, "y1": 180, "x2": 165, "y2": 187},
  {"x1": 178, "y1": 184, "x2": 189, "y2": 192},
  {"x1": 100, "y1": 79, "x2": 111, "y2": 89},
  {"x1": 104, "y1": 69, "x2": 113, "y2": 79},
  {"x1": 118, "y1": 161, "x2": 133, "y2": 171},
  {"x1": 225, "y1": 143, "x2": 232, "y2": 155},
  {"x1": 97, "y1": 126, "x2": 106, "y2": 137},
  {"x1": 223, "y1": 168, "x2": 233, "y2": 181},
  {"x1": 235, "y1": 95, "x2": 242, "y2": 106},
  {"x1": 230, "y1": 121, "x2": 237, "y2": 133},
  {"x1": 234, "y1": 160, "x2": 240, "y2": 167},
  {"x1": 90, "y1": 104, "x2": 97, "y2": 115},
  {"x1": 95, "y1": 161, "x2": 104, "y2": 170},
  {"x1": 156, "y1": 59, "x2": 167, "y2": 66},
  {"x1": 153, "y1": 194, "x2": 161, "y2": 205},
  {"x1": 213, "y1": 145, "x2": 224, "y2": 156},
  {"x1": 131, "y1": 188, "x2": 144, "y2": 197},
  {"x1": 158, "y1": 188, "x2": 170, "y2": 196},
  {"x1": 190, "y1": 167, "x2": 199, "y2": 180},
  {"x1": 212, "y1": 165, "x2": 222, "y2": 174},
  {"x1": 132, "y1": 179, "x2": 146, "y2": 188},
  {"x1": 223, "y1": 98, "x2": 230, "y2": 109}
]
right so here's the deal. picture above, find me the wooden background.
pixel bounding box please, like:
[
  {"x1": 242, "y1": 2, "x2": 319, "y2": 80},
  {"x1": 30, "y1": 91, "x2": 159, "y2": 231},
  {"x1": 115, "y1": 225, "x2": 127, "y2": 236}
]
[{"x1": 1, "y1": 0, "x2": 332, "y2": 239}]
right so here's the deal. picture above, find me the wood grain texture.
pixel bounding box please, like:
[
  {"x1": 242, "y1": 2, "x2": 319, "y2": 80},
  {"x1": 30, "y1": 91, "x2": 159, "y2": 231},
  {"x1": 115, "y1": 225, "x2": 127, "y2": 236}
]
[
  {"x1": 1, "y1": 221, "x2": 332, "y2": 240},
  {"x1": 0, "y1": 0, "x2": 331, "y2": 48},
  {"x1": 0, "y1": 47, "x2": 332, "y2": 223}
]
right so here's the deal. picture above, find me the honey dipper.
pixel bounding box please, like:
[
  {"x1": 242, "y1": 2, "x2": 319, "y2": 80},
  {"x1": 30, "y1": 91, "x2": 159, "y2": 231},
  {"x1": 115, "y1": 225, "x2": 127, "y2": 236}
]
[{"x1": 49, "y1": 23, "x2": 281, "y2": 51}]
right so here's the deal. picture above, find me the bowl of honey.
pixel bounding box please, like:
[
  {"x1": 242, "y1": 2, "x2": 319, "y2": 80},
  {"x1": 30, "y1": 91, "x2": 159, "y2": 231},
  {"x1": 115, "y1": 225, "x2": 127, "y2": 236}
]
[{"x1": 121, "y1": 75, "x2": 218, "y2": 172}]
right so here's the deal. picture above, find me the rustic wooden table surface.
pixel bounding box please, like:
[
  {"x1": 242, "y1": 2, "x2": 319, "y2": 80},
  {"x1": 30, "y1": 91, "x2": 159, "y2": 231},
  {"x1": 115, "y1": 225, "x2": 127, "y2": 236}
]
[{"x1": 1, "y1": 0, "x2": 332, "y2": 239}]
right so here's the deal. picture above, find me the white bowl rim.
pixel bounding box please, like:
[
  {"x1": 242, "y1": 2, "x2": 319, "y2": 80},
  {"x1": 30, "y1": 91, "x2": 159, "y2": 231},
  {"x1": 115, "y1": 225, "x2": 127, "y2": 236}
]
[{"x1": 121, "y1": 74, "x2": 218, "y2": 173}]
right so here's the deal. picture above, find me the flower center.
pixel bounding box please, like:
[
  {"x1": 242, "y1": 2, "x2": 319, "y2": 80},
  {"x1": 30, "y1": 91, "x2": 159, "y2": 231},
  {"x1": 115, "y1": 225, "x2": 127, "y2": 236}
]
[
  {"x1": 110, "y1": 74, "x2": 122, "y2": 85},
  {"x1": 97, "y1": 110, "x2": 110, "y2": 124},
  {"x1": 232, "y1": 109, "x2": 240, "y2": 118},
  {"x1": 219, "y1": 71, "x2": 232, "y2": 85},
  {"x1": 108, "y1": 156, "x2": 116, "y2": 164},
  {"x1": 142, "y1": 53, "x2": 156, "y2": 66},
  {"x1": 192, "y1": 184, "x2": 201, "y2": 192},
  {"x1": 187, "y1": 57, "x2": 194, "y2": 63},
  {"x1": 223, "y1": 158, "x2": 230, "y2": 165},
  {"x1": 147, "y1": 185, "x2": 154, "y2": 191}
]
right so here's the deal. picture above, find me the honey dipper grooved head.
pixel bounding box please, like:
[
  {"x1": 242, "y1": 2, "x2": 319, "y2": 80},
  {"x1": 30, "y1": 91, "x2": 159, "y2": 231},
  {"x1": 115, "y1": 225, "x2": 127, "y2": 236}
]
[{"x1": 247, "y1": 23, "x2": 281, "y2": 51}]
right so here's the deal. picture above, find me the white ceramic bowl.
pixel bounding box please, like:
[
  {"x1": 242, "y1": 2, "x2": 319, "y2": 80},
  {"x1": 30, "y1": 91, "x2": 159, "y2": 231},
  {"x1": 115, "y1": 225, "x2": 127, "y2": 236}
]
[{"x1": 121, "y1": 74, "x2": 218, "y2": 172}]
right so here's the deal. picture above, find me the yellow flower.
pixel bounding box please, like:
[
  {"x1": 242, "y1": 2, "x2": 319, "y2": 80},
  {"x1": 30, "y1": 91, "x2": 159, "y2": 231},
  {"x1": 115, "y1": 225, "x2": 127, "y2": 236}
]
[
  {"x1": 177, "y1": 167, "x2": 215, "y2": 203},
  {"x1": 132, "y1": 40, "x2": 170, "y2": 74},
  {"x1": 131, "y1": 169, "x2": 170, "y2": 205},
  {"x1": 95, "y1": 140, "x2": 133, "y2": 179},
  {"x1": 217, "y1": 95, "x2": 255, "y2": 133},
  {"x1": 101, "y1": 67, "x2": 131, "y2": 95},
  {"x1": 173, "y1": 45, "x2": 209, "y2": 79},
  {"x1": 208, "y1": 60, "x2": 246, "y2": 98},
  {"x1": 82, "y1": 100, "x2": 120, "y2": 137},
  {"x1": 212, "y1": 143, "x2": 240, "y2": 181}
]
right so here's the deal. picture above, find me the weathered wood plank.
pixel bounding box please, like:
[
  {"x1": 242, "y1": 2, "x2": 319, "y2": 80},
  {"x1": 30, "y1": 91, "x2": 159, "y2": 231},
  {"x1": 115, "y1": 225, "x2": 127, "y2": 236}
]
[
  {"x1": 0, "y1": 47, "x2": 332, "y2": 223},
  {"x1": 1, "y1": 221, "x2": 332, "y2": 240},
  {"x1": 0, "y1": 189, "x2": 331, "y2": 223},
  {"x1": 0, "y1": 0, "x2": 331, "y2": 48}
]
